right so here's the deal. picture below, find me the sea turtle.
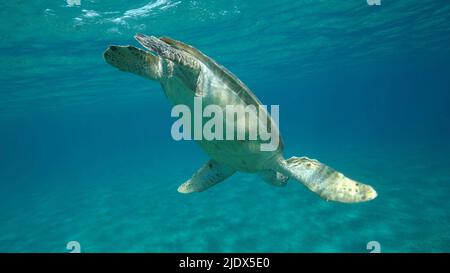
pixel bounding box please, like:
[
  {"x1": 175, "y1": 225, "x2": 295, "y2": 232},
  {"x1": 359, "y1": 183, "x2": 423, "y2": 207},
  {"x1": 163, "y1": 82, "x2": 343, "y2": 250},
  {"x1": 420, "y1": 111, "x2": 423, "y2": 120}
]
[{"x1": 103, "y1": 34, "x2": 377, "y2": 203}]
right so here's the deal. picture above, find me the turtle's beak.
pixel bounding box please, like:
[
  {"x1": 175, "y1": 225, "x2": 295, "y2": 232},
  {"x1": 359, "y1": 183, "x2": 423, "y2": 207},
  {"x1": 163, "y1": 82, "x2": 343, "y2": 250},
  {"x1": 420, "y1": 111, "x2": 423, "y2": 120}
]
[{"x1": 103, "y1": 45, "x2": 119, "y2": 68}]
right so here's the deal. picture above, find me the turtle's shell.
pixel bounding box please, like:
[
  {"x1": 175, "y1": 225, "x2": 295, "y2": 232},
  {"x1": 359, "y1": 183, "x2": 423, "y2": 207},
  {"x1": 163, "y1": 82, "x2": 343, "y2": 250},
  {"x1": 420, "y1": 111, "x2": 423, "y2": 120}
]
[
  {"x1": 160, "y1": 37, "x2": 264, "y2": 108},
  {"x1": 160, "y1": 37, "x2": 284, "y2": 172}
]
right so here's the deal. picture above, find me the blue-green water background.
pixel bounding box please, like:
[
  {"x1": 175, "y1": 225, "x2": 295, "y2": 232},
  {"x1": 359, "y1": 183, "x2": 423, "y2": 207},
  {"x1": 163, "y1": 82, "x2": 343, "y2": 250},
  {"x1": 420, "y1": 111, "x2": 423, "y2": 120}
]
[{"x1": 1, "y1": 0, "x2": 450, "y2": 252}]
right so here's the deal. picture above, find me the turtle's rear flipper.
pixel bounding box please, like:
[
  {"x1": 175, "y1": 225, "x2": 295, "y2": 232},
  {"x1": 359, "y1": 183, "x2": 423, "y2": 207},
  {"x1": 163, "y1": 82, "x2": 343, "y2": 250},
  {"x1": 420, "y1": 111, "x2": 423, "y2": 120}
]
[
  {"x1": 258, "y1": 170, "x2": 288, "y2": 187},
  {"x1": 277, "y1": 156, "x2": 377, "y2": 203},
  {"x1": 178, "y1": 160, "x2": 236, "y2": 193}
]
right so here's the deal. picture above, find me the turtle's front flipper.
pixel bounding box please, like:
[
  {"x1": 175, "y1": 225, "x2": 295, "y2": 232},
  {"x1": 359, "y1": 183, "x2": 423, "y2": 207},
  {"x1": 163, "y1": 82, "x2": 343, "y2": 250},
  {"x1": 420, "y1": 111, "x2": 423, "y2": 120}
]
[
  {"x1": 277, "y1": 156, "x2": 377, "y2": 203},
  {"x1": 178, "y1": 160, "x2": 236, "y2": 193}
]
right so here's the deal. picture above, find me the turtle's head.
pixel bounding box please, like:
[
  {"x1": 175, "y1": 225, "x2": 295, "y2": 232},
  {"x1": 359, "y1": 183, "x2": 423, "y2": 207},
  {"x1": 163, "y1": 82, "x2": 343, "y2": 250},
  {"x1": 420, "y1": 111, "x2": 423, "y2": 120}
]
[
  {"x1": 103, "y1": 45, "x2": 163, "y2": 80},
  {"x1": 104, "y1": 34, "x2": 202, "y2": 88}
]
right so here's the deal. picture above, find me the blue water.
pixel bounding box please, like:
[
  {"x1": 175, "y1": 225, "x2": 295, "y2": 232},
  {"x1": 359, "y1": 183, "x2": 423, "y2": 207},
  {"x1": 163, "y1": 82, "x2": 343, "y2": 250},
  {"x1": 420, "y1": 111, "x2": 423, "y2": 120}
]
[{"x1": 1, "y1": 0, "x2": 450, "y2": 252}]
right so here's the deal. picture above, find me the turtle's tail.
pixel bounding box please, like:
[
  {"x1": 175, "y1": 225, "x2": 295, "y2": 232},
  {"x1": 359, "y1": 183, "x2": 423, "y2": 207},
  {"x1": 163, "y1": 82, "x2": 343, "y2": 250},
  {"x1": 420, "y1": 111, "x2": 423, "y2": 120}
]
[
  {"x1": 103, "y1": 45, "x2": 162, "y2": 80},
  {"x1": 276, "y1": 156, "x2": 377, "y2": 203}
]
